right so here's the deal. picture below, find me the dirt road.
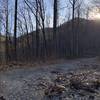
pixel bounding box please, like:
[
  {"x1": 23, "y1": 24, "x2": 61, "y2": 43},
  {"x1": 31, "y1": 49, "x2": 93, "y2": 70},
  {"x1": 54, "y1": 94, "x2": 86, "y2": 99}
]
[{"x1": 0, "y1": 57, "x2": 100, "y2": 100}]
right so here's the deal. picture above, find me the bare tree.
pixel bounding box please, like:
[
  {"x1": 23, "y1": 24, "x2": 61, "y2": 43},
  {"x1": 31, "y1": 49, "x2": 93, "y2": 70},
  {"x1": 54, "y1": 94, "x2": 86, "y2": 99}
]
[
  {"x1": 24, "y1": 0, "x2": 47, "y2": 60},
  {"x1": 14, "y1": 0, "x2": 18, "y2": 61},
  {"x1": 69, "y1": 0, "x2": 81, "y2": 57},
  {"x1": 17, "y1": 18, "x2": 26, "y2": 61},
  {"x1": 0, "y1": 0, "x2": 10, "y2": 62},
  {"x1": 24, "y1": 0, "x2": 40, "y2": 59},
  {"x1": 38, "y1": 0, "x2": 47, "y2": 59},
  {"x1": 53, "y1": 0, "x2": 59, "y2": 57},
  {"x1": 18, "y1": 6, "x2": 31, "y2": 61},
  {"x1": 5, "y1": 0, "x2": 9, "y2": 62},
  {"x1": 75, "y1": 0, "x2": 83, "y2": 57},
  {"x1": 35, "y1": 0, "x2": 40, "y2": 58}
]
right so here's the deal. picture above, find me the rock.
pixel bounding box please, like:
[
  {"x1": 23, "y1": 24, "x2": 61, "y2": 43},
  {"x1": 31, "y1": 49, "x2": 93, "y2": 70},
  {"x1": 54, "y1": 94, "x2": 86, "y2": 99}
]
[
  {"x1": 45, "y1": 84, "x2": 66, "y2": 96},
  {"x1": 70, "y1": 78, "x2": 82, "y2": 90},
  {"x1": 70, "y1": 75, "x2": 100, "y2": 93}
]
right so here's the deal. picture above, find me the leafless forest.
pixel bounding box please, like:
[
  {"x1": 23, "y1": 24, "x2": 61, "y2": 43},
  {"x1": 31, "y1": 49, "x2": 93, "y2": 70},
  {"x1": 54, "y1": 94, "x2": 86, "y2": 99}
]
[
  {"x1": 0, "y1": 0, "x2": 99, "y2": 63},
  {"x1": 1, "y1": 0, "x2": 100, "y2": 100}
]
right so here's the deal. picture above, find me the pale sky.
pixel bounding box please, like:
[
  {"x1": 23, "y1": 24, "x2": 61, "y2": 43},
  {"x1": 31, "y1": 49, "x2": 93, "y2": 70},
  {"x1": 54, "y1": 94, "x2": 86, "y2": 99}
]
[{"x1": 0, "y1": 0, "x2": 98, "y2": 35}]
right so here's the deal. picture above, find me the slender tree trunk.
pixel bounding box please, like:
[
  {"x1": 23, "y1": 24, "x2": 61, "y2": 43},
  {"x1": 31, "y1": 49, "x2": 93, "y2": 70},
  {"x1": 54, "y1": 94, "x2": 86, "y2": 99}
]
[
  {"x1": 42, "y1": 20, "x2": 47, "y2": 59},
  {"x1": 27, "y1": 9, "x2": 34, "y2": 58},
  {"x1": 14, "y1": 0, "x2": 18, "y2": 61},
  {"x1": 5, "y1": 0, "x2": 9, "y2": 63},
  {"x1": 36, "y1": 0, "x2": 39, "y2": 58},
  {"x1": 76, "y1": 13, "x2": 79, "y2": 57},
  {"x1": 24, "y1": 17, "x2": 30, "y2": 60},
  {"x1": 71, "y1": 2, "x2": 75, "y2": 57},
  {"x1": 53, "y1": 0, "x2": 58, "y2": 57}
]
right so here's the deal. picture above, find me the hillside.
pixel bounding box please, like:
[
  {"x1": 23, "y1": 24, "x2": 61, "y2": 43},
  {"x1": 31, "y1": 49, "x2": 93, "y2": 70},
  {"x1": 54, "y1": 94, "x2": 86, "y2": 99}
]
[
  {"x1": 57, "y1": 18, "x2": 100, "y2": 57},
  {"x1": 1, "y1": 18, "x2": 100, "y2": 60}
]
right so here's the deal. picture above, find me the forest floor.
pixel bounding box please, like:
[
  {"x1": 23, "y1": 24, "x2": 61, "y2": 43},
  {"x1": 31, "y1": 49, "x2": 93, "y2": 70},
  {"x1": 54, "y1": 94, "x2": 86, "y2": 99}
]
[{"x1": 0, "y1": 57, "x2": 100, "y2": 100}]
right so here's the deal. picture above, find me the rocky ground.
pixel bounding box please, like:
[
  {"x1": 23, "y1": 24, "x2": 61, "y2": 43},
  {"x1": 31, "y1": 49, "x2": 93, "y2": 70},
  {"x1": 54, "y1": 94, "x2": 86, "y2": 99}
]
[{"x1": 0, "y1": 57, "x2": 100, "y2": 100}]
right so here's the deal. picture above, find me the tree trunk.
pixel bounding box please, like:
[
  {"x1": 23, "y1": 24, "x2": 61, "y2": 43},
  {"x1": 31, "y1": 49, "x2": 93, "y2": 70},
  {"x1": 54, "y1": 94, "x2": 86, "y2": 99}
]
[
  {"x1": 14, "y1": 0, "x2": 18, "y2": 61},
  {"x1": 53, "y1": 0, "x2": 58, "y2": 57}
]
